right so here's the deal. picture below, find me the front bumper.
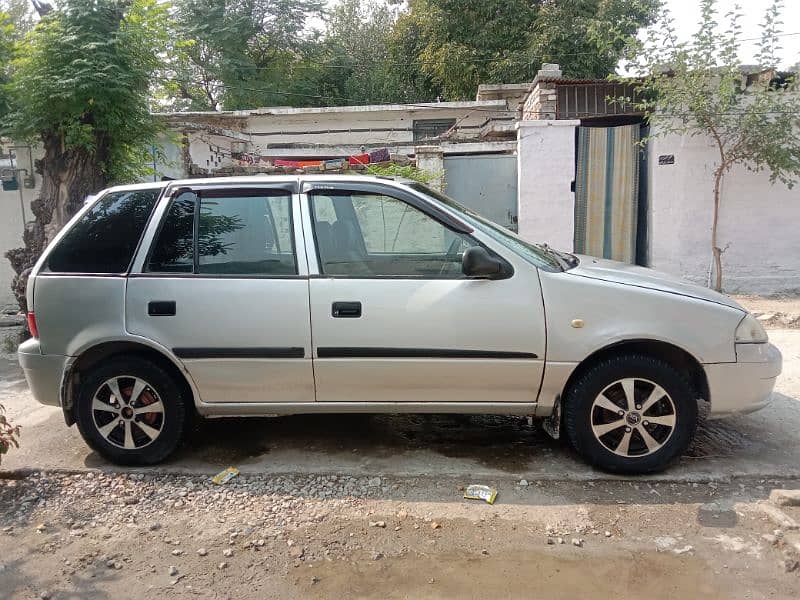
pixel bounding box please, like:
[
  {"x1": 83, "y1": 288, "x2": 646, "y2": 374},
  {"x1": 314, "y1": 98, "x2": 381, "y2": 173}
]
[
  {"x1": 704, "y1": 342, "x2": 782, "y2": 418},
  {"x1": 17, "y1": 338, "x2": 69, "y2": 407}
]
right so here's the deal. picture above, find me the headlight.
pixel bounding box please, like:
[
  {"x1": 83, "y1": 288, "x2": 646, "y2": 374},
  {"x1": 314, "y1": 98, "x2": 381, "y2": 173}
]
[{"x1": 735, "y1": 313, "x2": 768, "y2": 344}]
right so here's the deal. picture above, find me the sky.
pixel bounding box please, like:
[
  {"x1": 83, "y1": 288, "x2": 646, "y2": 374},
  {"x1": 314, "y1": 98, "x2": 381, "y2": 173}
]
[{"x1": 662, "y1": 0, "x2": 800, "y2": 69}]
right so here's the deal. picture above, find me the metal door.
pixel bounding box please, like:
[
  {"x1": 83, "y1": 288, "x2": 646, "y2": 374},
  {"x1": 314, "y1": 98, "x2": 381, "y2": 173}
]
[
  {"x1": 444, "y1": 154, "x2": 518, "y2": 230},
  {"x1": 300, "y1": 180, "x2": 545, "y2": 405},
  {"x1": 126, "y1": 186, "x2": 314, "y2": 404}
]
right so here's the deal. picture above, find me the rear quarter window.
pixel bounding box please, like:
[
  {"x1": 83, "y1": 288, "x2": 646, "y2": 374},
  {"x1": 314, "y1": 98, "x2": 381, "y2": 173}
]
[{"x1": 46, "y1": 189, "x2": 161, "y2": 273}]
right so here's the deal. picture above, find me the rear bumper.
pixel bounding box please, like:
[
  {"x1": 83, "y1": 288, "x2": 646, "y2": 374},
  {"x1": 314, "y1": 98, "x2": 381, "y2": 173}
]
[
  {"x1": 17, "y1": 338, "x2": 69, "y2": 407},
  {"x1": 704, "y1": 343, "x2": 782, "y2": 418}
]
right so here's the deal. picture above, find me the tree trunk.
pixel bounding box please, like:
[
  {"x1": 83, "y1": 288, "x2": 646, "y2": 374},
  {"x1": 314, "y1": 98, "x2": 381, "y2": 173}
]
[
  {"x1": 710, "y1": 166, "x2": 724, "y2": 292},
  {"x1": 5, "y1": 132, "x2": 107, "y2": 312}
]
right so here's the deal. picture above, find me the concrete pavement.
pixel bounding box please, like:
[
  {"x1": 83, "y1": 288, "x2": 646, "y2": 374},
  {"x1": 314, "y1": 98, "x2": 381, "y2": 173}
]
[{"x1": 2, "y1": 329, "x2": 799, "y2": 482}]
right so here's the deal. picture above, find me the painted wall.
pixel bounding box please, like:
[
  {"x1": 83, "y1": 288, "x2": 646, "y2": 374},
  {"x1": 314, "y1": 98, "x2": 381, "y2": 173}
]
[
  {"x1": 516, "y1": 120, "x2": 579, "y2": 250},
  {"x1": 173, "y1": 101, "x2": 514, "y2": 170},
  {"x1": 0, "y1": 145, "x2": 41, "y2": 312},
  {"x1": 648, "y1": 129, "x2": 800, "y2": 294},
  {"x1": 516, "y1": 119, "x2": 800, "y2": 295}
]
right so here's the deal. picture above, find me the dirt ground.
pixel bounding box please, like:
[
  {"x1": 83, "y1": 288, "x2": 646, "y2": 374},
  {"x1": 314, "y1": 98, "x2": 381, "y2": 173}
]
[{"x1": 2, "y1": 473, "x2": 799, "y2": 599}]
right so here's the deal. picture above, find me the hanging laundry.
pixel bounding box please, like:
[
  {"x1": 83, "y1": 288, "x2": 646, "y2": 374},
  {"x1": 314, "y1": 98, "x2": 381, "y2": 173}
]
[
  {"x1": 348, "y1": 154, "x2": 370, "y2": 166},
  {"x1": 368, "y1": 148, "x2": 390, "y2": 163}
]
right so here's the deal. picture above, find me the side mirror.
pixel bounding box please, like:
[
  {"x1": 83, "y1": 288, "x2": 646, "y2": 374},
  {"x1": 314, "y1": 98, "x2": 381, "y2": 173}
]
[{"x1": 462, "y1": 246, "x2": 509, "y2": 279}]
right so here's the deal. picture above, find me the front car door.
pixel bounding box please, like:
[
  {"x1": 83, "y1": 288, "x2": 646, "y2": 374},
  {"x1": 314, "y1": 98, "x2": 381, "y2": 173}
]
[
  {"x1": 300, "y1": 180, "x2": 546, "y2": 406},
  {"x1": 126, "y1": 183, "x2": 314, "y2": 404}
]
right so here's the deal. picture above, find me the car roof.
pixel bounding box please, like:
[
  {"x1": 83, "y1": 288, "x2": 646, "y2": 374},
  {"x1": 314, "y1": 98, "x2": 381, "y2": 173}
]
[{"x1": 104, "y1": 174, "x2": 417, "y2": 195}]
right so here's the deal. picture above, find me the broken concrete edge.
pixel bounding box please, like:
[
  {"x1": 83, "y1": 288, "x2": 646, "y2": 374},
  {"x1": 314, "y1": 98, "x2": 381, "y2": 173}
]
[
  {"x1": 769, "y1": 489, "x2": 800, "y2": 507},
  {"x1": 752, "y1": 311, "x2": 800, "y2": 329},
  {"x1": 759, "y1": 500, "x2": 800, "y2": 530}
]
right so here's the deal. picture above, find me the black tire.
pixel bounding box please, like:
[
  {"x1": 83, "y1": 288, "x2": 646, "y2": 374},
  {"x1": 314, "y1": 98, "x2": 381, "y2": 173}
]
[
  {"x1": 74, "y1": 357, "x2": 186, "y2": 465},
  {"x1": 563, "y1": 354, "x2": 698, "y2": 474}
]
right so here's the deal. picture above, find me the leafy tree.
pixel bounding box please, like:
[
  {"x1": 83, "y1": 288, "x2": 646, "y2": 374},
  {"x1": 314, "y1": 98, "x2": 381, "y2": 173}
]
[
  {"x1": 394, "y1": 0, "x2": 659, "y2": 101},
  {"x1": 169, "y1": 0, "x2": 324, "y2": 110},
  {"x1": 324, "y1": 0, "x2": 401, "y2": 103},
  {"x1": 625, "y1": 0, "x2": 800, "y2": 291},
  {"x1": 1, "y1": 0, "x2": 169, "y2": 310}
]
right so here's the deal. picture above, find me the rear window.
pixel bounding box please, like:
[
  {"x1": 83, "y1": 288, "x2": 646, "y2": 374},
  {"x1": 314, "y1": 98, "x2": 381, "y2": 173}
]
[{"x1": 47, "y1": 189, "x2": 161, "y2": 273}]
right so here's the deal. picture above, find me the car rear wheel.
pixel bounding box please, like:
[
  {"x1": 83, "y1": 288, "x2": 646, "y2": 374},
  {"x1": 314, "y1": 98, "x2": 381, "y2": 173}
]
[
  {"x1": 74, "y1": 357, "x2": 186, "y2": 465},
  {"x1": 563, "y1": 354, "x2": 698, "y2": 474}
]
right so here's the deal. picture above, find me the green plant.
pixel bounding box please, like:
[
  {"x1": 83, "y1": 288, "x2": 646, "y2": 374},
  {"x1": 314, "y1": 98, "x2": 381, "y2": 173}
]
[
  {"x1": 0, "y1": 402, "x2": 21, "y2": 464},
  {"x1": 624, "y1": 0, "x2": 800, "y2": 291},
  {"x1": 364, "y1": 163, "x2": 442, "y2": 184}
]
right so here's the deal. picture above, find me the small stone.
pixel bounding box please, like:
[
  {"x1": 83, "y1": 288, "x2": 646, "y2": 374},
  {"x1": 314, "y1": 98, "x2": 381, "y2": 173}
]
[
  {"x1": 557, "y1": 537, "x2": 565, "y2": 544},
  {"x1": 572, "y1": 538, "x2": 583, "y2": 547},
  {"x1": 428, "y1": 578, "x2": 435, "y2": 584},
  {"x1": 784, "y1": 559, "x2": 799, "y2": 573},
  {"x1": 311, "y1": 576, "x2": 320, "y2": 585},
  {"x1": 40, "y1": 592, "x2": 51, "y2": 600},
  {"x1": 197, "y1": 548, "x2": 208, "y2": 556},
  {"x1": 172, "y1": 549, "x2": 184, "y2": 556},
  {"x1": 481, "y1": 549, "x2": 489, "y2": 555},
  {"x1": 397, "y1": 510, "x2": 408, "y2": 520},
  {"x1": 372, "y1": 552, "x2": 384, "y2": 561},
  {"x1": 604, "y1": 531, "x2": 612, "y2": 538},
  {"x1": 370, "y1": 521, "x2": 386, "y2": 528},
  {"x1": 368, "y1": 477, "x2": 381, "y2": 488},
  {"x1": 218, "y1": 561, "x2": 228, "y2": 570},
  {"x1": 546, "y1": 538, "x2": 555, "y2": 545},
  {"x1": 519, "y1": 479, "x2": 529, "y2": 487},
  {"x1": 431, "y1": 522, "x2": 441, "y2": 530},
  {"x1": 672, "y1": 546, "x2": 694, "y2": 555},
  {"x1": 148, "y1": 523, "x2": 161, "y2": 532},
  {"x1": 106, "y1": 560, "x2": 115, "y2": 568},
  {"x1": 123, "y1": 496, "x2": 138, "y2": 505},
  {"x1": 222, "y1": 548, "x2": 233, "y2": 558},
  {"x1": 289, "y1": 546, "x2": 304, "y2": 559},
  {"x1": 168, "y1": 565, "x2": 178, "y2": 576},
  {"x1": 113, "y1": 561, "x2": 123, "y2": 570}
]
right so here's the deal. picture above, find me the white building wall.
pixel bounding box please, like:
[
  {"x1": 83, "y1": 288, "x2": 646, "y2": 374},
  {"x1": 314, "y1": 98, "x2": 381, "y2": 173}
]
[
  {"x1": 516, "y1": 120, "x2": 579, "y2": 251},
  {"x1": 0, "y1": 145, "x2": 41, "y2": 312},
  {"x1": 648, "y1": 130, "x2": 800, "y2": 294}
]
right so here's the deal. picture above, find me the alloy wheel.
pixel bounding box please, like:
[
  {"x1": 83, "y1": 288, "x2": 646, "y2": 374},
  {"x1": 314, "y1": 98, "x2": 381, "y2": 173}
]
[
  {"x1": 90, "y1": 376, "x2": 165, "y2": 450},
  {"x1": 589, "y1": 377, "x2": 677, "y2": 458}
]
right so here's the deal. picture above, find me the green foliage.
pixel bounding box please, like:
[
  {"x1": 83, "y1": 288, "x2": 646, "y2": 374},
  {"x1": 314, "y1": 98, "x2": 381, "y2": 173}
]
[
  {"x1": 365, "y1": 163, "x2": 441, "y2": 184},
  {"x1": 626, "y1": 0, "x2": 800, "y2": 290},
  {"x1": 0, "y1": 401, "x2": 21, "y2": 460},
  {"x1": 1, "y1": 0, "x2": 169, "y2": 183},
  {"x1": 167, "y1": 0, "x2": 324, "y2": 110},
  {"x1": 0, "y1": 11, "x2": 13, "y2": 120},
  {"x1": 393, "y1": 0, "x2": 660, "y2": 101}
]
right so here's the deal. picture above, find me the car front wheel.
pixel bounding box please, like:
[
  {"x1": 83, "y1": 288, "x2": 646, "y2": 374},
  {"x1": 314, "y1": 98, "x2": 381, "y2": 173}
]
[
  {"x1": 74, "y1": 357, "x2": 186, "y2": 465},
  {"x1": 563, "y1": 354, "x2": 698, "y2": 474}
]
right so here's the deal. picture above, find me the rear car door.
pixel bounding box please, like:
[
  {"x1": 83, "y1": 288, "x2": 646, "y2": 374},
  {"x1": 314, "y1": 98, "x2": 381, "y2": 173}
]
[
  {"x1": 301, "y1": 180, "x2": 546, "y2": 405},
  {"x1": 126, "y1": 183, "x2": 314, "y2": 404}
]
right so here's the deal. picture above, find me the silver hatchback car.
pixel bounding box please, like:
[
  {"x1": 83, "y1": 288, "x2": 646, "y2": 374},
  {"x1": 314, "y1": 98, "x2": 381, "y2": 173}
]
[{"x1": 18, "y1": 175, "x2": 781, "y2": 473}]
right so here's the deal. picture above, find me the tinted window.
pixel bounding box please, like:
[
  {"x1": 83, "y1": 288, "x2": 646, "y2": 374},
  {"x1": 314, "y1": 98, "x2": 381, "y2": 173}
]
[
  {"x1": 47, "y1": 189, "x2": 160, "y2": 273},
  {"x1": 310, "y1": 192, "x2": 476, "y2": 277},
  {"x1": 198, "y1": 194, "x2": 296, "y2": 275},
  {"x1": 147, "y1": 191, "x2": 296, "y2": 275}
]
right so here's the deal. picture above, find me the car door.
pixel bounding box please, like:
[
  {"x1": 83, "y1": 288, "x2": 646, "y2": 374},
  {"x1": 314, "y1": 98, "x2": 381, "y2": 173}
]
[
  {"x1": 301, "y1": 180, "x2": 546, "y2": 405},
  {"x1": 126, "y1": 183, "x2": 314, "y2": 404}
]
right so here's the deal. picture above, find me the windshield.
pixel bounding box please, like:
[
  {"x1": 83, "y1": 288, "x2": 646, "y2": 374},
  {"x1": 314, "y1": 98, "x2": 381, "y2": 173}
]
[{"x1": 406, "y1": 182, "x2": 575, "y2": 272}]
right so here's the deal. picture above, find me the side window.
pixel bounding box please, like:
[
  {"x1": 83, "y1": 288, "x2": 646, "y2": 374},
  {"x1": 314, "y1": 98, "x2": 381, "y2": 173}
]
[
  {"x1": 47, "y1": 189, "x2": 160, "y2": 273},
  {"x1": 310, "y1": 192, "x2": 476, "y2": 277},
  {"x1": 198, "y1": 194, "x2": 296, "y2": 275},
  {"x1": 146, "y1": 192, "x2": 195, "y2": 273},
  {"x1": 147, "y1": 191, "x2": 296, "y2": 275}
]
